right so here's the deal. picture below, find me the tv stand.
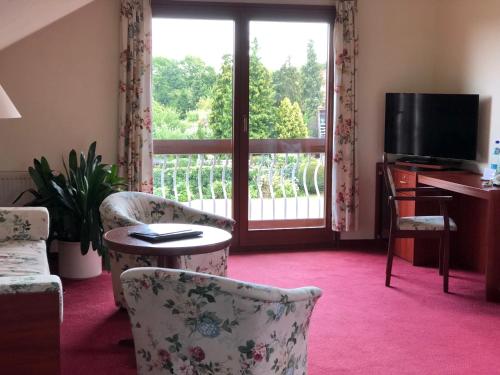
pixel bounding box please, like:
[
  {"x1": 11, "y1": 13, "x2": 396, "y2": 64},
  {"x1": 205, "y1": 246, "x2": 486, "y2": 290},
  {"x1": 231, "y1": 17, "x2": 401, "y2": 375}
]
[{"x1": 395, "y1": 156, "x2": 462, "y2": 170}]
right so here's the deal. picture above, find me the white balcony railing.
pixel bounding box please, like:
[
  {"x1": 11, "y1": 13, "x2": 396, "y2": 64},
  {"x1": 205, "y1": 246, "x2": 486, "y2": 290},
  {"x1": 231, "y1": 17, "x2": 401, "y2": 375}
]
[{"x1": 153, "y1": 139, "x2": 325, "y2": 228}]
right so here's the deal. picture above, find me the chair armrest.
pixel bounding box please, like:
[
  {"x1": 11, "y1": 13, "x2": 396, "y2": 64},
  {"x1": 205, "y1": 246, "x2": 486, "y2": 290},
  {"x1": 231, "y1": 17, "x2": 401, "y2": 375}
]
[
  {"x1": 390, "y1": 195, "x2": 453, "y2": 202},
  {"x1": 0, "y1": 207, "x2": 49, "y2": 241},
  {"x1": 165, "y1": 200, "x2": 236, "y2": 232},
  {"x1": 0, "y1": 275, "x2": 63, "y2": 322}
]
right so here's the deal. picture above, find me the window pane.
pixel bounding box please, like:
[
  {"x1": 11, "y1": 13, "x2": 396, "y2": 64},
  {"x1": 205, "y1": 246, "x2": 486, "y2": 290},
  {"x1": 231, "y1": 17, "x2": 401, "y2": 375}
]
[
  {"x1": 248, "y1": 21, "x2": 328, "y2": 228},
  {"x1": 152, "y1": 18, "x2": 234, "y2": 218}
]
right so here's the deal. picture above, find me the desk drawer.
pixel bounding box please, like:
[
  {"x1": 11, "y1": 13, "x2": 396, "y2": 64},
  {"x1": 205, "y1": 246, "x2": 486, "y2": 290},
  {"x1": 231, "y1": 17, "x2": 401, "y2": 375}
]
[{"x1": 393, "y1": 168, "x2": 417, "y2": 189}]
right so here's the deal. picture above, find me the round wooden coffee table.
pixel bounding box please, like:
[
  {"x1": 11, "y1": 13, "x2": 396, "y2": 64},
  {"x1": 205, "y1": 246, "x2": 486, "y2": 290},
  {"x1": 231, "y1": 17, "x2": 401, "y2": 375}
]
[{"x1": 103, "y1": 223, "x2": 232, "y2": 268}]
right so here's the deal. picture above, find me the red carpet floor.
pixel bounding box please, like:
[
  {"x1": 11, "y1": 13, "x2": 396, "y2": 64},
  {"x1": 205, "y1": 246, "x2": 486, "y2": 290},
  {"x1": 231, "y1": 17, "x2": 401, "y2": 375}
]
[{"x1": 61, "y1": 250, "x2": 500, "y2": 374}]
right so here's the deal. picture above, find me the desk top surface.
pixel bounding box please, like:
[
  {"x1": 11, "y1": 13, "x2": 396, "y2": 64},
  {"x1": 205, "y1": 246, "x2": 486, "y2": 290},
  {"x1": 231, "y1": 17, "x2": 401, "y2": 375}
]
[{"x1": 418, "y1": 171, "x2": 500, "y2": 199}]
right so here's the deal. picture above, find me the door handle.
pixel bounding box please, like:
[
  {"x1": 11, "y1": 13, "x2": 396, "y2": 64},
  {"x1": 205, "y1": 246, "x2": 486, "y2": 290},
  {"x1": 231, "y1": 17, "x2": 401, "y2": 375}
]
[{"x1": 243, "y1": 115, "x2": 248, "y2": 133}]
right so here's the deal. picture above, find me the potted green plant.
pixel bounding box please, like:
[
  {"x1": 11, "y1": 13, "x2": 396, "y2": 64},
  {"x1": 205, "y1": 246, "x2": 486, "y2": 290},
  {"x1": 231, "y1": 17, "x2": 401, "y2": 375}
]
[{"x1": 18, "y1": 142, "x2": 124, "y2": 279}]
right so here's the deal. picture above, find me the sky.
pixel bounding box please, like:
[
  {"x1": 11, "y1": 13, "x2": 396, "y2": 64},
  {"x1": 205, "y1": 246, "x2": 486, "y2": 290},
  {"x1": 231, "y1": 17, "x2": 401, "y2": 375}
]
[{"x1": 152, "y1": 18, "x2": 329, "y2": 71}]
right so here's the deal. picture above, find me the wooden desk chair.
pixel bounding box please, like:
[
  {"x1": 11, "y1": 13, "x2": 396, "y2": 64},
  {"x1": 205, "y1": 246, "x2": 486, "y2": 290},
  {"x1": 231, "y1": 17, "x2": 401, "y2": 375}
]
[{"x1": 383, "y1": 165, "x2": 457, "y2": 292}]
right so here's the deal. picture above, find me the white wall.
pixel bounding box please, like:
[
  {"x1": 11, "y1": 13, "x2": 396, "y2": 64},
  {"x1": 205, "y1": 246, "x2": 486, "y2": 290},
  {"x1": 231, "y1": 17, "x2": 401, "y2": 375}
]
[
  {"x1": 434, "y1": 0, "x2": 500, "y2": 167},
  {"x1": 0, "y1": 0, "x2": 95, "y2": 51},
  {"x1": 0, "y1": 0, "x2": 119, "y2": 171},
  {"x1": 343, "y1": 0, "x2": 439, "y2": 239}
]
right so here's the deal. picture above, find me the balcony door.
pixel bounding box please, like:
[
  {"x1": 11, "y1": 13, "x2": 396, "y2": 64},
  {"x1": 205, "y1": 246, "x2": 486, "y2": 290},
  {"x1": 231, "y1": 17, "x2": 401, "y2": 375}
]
[
  {"x1": 152, "y1": 17, "x2": 235, "y2": 220},
  {"x1": 152, "y1": 2, "x2": 336, "y2": 248}
]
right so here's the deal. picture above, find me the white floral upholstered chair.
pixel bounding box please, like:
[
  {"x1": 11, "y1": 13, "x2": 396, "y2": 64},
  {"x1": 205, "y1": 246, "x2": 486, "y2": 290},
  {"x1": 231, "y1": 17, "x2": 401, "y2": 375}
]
[
  {"x1": 100, "y1": 192, "x2": 235, "y2": 307},
  {"x1": 121, "y1": 267, "x2": 322, "y2": 375}
]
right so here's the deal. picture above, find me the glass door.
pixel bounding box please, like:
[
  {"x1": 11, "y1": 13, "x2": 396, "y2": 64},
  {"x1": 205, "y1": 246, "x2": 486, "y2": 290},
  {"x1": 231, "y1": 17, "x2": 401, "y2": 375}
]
[
  {"x1": 152, "y1": 18, "x2": 235, "y2": 218},
  {"x1": 241, "y1": 19, "x2": 333, "y2": 246},
  {"x1": 151, "y1": 3, "x2": 336, "y2": 249}
]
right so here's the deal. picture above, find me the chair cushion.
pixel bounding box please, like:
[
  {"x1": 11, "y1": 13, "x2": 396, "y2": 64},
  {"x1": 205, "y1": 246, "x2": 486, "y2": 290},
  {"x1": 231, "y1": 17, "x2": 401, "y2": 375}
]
[
  {"x1": 0, "y1": 240, "x2": 50, "y2": 277},
  {"x1": 0, "y1": 207, "x2": 50, "y2": 241},
  {"x1": 398, "y1": 216, "x2": 457, "y2": 231}
]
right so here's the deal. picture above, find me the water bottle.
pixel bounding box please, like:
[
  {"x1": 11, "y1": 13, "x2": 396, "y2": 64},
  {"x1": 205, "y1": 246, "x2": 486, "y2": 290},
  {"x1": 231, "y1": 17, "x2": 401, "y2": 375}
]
[{"x1": 491, "y1": 140, "x2": 500, "y2": 175}]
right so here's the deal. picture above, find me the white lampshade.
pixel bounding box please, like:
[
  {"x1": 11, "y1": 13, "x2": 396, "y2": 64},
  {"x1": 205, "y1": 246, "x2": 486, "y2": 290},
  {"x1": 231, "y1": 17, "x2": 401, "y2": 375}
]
[{"x1": 0, "y1": 84, "x2": 21, "y2": 119}]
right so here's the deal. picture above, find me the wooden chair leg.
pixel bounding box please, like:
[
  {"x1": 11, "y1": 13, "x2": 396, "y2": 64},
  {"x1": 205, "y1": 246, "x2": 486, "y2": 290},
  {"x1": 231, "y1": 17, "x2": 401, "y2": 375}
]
[
  {"x1": 443, "y1": 231, "x2": 450, "y2": 293},
  {"x1": 438, "y1": 237, "x2": 444, "y2": 276},
  {"x1": 386, "y1": 232, "x2": 395, "y2": 287}
]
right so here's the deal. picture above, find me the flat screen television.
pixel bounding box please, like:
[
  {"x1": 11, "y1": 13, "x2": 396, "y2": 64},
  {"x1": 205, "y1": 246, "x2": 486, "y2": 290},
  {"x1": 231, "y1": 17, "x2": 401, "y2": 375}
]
[{"x1": 384, "y1": 93, "x2": 479, "y2": 161}]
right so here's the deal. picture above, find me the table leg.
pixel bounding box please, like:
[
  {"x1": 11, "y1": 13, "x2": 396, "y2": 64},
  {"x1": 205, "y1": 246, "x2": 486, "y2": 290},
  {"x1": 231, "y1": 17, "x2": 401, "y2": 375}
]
[
  {"x1": 158, "y1": 255, "x2": 177, "y2": 268},
  {"x1": 119, "y1": 338, "x2": 134, "y2": 347},
  {"x1": 486, "y1": 198, "x2": 500, "y2": 302}
]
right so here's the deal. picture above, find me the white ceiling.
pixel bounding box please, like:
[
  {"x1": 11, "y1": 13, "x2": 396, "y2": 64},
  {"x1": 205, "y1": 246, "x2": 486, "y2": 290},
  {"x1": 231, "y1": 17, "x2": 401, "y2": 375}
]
[{"x1": 0, "y1": 0, "x2": 96, "y2": 51}]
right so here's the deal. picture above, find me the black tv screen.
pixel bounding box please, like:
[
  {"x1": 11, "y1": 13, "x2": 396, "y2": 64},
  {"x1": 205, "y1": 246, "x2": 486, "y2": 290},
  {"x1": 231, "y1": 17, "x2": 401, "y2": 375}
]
[{"x1": 384, "y1": 93, "x2": 479, "y2": 160}]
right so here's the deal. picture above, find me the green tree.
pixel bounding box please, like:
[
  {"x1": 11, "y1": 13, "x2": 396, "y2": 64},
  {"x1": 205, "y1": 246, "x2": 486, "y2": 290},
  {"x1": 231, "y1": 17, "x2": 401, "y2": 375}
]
[
  {"x1": 249, "y1": 38, "x2": 277, "y2": 139},
  {"x1": 152, "y1": 100, "x2": 190, "y2": 140},
  {"x1": 300, "y1": 40, "x2": 324, "y2": 135},
  {"x1": 276, "y1": 98, "x2": 308, "y2": 139},
  {"x1": 152, "y1": 56, "x2": 183, "y2": 107},
  {"x1": 273, "y1": 57, "x2": 302, "y2": 105},
  {"x1": 208, "y1": 54, "x2": 233, "y2": 139},
  {"x1": 152, "y1": 56, "x2": 216, "y2": 117},
  {"x1": 180, "y1": 56, "x2": 216, "y2": 113}
]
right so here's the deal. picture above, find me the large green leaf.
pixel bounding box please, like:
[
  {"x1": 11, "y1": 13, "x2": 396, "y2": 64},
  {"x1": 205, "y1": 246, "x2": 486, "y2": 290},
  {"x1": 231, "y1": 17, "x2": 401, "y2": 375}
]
[
  {"x1": 23, "y1": 142, "x2": 122, "y2": 267},
  {"x1": 69, "y1": 150, "x2": 77, "y2": 172}
]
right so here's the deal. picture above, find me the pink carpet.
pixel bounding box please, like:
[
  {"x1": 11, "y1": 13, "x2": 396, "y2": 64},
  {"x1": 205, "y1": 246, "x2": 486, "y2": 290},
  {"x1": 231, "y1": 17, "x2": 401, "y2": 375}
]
[{"x1": 61, "y1": 250, "x2": 500, "y2": 374}]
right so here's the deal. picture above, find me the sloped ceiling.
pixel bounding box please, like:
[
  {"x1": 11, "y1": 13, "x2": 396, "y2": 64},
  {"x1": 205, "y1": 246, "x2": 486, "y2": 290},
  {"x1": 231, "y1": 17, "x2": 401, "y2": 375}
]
[{"x1": 0, "y1": 0, "x2": 96, "y2": 51}]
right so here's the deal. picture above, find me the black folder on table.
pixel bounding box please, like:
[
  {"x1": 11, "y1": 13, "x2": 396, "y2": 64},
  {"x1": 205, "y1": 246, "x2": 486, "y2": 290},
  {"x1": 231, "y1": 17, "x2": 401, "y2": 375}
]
[{"x1": 129, "y1": 226, "x2": 203, "y2": 243}]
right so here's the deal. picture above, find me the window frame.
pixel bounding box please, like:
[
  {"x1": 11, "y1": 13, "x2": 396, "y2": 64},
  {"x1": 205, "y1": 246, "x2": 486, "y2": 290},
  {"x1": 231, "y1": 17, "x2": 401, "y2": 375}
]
[{"x1": 151, "y1": 0, "x2": 338, "y2": 250}]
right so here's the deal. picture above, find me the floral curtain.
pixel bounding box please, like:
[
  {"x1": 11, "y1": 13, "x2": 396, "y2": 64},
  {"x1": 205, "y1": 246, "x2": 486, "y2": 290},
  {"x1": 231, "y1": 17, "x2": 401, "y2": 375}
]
[
  {"x1": 332, "y1": 0, "x2": 359, "y2": 231},
  {"x1": 118, "y1": 0, "x2": 153, "y2": 193}
]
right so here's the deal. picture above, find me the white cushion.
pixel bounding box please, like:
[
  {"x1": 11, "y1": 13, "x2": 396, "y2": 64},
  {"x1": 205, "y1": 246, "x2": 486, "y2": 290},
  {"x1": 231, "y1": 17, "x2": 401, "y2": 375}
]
[
  {"x1": 0, "y1": 240, "x2": 50, "y2": 277},
  {"x1": 0, "y1": 241, "x2": 63, "y2": 322},
  {"x1": 0, "y1": 207, "x2": 49, "y2": 241},
  {"x1": 398, "y1": 216, "x2": 457, "y2": 231}
]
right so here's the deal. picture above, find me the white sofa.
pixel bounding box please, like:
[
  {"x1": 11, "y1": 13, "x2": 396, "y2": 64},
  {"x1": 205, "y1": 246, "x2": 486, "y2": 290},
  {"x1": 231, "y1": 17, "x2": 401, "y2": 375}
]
[{"x1": 0, "y1": 207, "x2": 63, "y2": 374}]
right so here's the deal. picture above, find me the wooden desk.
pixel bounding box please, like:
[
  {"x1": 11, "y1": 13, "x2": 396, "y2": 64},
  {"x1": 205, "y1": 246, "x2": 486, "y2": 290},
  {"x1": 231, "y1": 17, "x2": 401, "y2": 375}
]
[{"x1": 418, "y1": 172, "x2": 500, "y2": 302}]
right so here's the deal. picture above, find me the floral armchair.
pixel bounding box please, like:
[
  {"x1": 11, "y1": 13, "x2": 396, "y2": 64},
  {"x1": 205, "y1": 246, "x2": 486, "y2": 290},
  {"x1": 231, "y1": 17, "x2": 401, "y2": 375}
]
[
  {"x1": 100, "y1": 192, "x2": 235, "y2": 308},
  {"x1": 121, "y1": 267, "x2": 322, "y2": 375}
]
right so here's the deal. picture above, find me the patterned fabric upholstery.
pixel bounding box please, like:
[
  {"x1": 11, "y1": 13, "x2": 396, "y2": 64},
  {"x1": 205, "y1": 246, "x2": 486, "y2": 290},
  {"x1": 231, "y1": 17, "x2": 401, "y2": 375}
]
[
  {"x1": 0, "y1": 208, "x2": 63, "y2": 322},
  {"x1": 0, "y1": 207, "x2": 49, "y2": 241},
  {"x1": 100, "y1": 191, "x2": 235, "y2": 308},
  {"x1": 0, "y1": 275, "x2": 63, "y2": 321},
  {"x1": 121, "y1": 268, "x2": 322, "y2": 375},
  {"x1": 0, "y1": 240, "x2": 50, "y2": 276},
  {"x1": 398, "y1": 216, "x2": 458, "y2": 231}
]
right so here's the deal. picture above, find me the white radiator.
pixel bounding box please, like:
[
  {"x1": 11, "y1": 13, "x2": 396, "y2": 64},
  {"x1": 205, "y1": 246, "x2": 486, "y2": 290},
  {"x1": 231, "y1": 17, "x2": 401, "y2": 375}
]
[{"x1": 0, "y1": 171, "x2": 35, "y2": 206}]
